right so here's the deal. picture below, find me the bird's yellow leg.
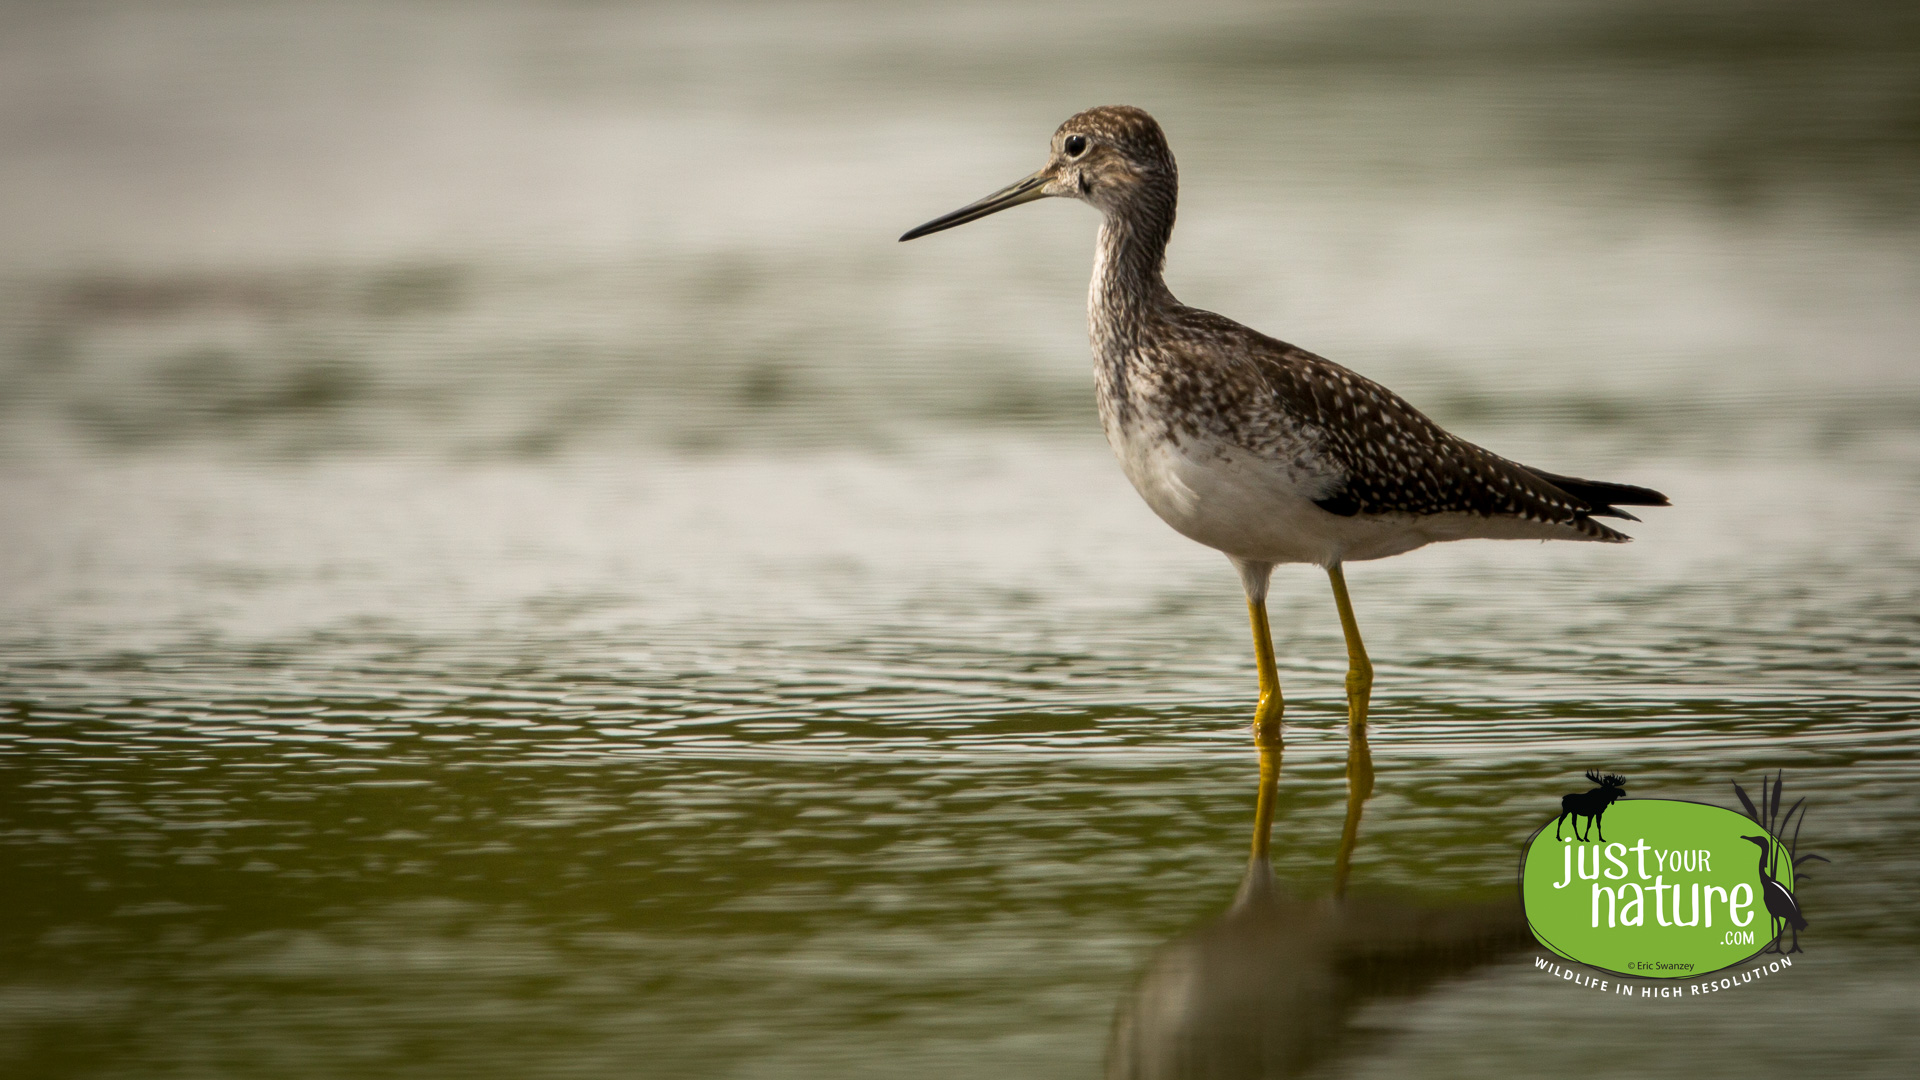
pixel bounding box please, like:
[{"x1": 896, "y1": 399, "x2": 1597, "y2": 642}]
[
  {"x1": 1247, "y1": 597, "x2": 1285, "y2": 864},
  {"x1": 1327, "y1": 563, "x2": 1374, "y2": 900}
]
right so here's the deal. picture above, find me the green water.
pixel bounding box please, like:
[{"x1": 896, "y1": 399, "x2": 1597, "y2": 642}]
[{"x1": 3, "y1": 2, "x2": 1918, "y2": 1077}]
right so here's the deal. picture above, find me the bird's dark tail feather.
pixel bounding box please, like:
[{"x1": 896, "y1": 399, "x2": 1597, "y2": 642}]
[{"x1": 1523, "y1": 469, "x2": 1671, "y2": 522}]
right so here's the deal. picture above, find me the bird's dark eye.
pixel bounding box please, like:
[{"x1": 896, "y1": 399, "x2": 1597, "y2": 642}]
[{"x1": 1063, "y1": 134, "x2": 1087, "y2": 157}]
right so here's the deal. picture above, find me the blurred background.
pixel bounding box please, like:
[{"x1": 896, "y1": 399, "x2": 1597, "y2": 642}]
[{"x1": 1, "y1": 0, "x2": 1916, "y2": 1077}]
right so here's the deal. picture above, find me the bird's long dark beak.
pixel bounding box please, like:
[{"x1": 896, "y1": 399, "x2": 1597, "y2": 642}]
[{"x1": 899, "y1": 170, "x2": 1051, "y2": 242}]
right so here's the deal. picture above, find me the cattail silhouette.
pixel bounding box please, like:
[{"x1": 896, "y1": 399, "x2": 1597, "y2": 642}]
[{"x1": 1732, "y1": 772, "x2": 1827, "y2": 954}]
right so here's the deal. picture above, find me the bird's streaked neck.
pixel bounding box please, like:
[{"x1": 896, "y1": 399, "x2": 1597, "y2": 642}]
[{"x1": 1090, "y1": 187, "x2": 1177, "y2": 339}]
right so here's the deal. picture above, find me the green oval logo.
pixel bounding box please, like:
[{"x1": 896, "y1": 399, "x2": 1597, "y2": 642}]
[{"x1": 1521, "y1": 799, "x2": 1795, "y2": 978}]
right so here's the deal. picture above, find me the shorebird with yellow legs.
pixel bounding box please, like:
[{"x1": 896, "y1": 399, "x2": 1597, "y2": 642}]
[{"x1": 900, "y1": 106, "x2": 1666, "y2": 894}]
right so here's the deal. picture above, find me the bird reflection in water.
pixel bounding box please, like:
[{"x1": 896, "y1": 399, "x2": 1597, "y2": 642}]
[{"x1": 1107, "y1": 748, "x2": 1529, "y2": 1079}]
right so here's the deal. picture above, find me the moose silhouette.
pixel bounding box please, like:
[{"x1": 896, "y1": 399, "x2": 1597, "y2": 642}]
[{"x1": 1554, "y1": 770, "x2": 1627, "y2": 843}]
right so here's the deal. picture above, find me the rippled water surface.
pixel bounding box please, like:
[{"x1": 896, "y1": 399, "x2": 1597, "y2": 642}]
[{"x1": 3, "y1": 2, "x2": 1919, "y2": 1077}]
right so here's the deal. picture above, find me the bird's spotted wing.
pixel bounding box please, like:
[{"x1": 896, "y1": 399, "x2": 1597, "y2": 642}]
[{"x1": 1253, "y1": 345, "x2": 1633, "y2": 540}]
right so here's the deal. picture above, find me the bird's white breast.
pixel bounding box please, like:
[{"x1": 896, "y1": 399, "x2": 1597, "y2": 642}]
[
  {"x1": 1104, "y1": 417, "x2": 1345, "y2": 566},
  {"x1": 1101, "y1": 416, "x2": 1571, "y2": 566}
]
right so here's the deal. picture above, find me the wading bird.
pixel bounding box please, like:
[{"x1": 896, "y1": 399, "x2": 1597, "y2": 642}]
[
  {"x1": 900, "y1": 106, "x2": 1667, "y2": 888},
  {"x1": 1733, "y1": 772, "x2": 1826, "y2": 954},
  {"x1": 1740, "y1": 835, "x2": 1809, "y2": 954}
]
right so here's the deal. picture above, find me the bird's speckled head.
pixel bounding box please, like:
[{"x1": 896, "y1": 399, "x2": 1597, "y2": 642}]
[
  {"x1": 1043, "y1": 105, "x2": 1177, "y2": 209},
  {"x1": 898, "y1": 105, "x2": 1177, "y2": 242}
]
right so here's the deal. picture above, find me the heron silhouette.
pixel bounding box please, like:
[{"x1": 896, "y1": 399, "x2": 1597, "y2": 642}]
[
  {"x1": 1740, "y1": 834, "x2": 1807, "y2": 954},
  {"x1": 1731, "y1": 772, "x2": 1828, "y2": 955}
]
